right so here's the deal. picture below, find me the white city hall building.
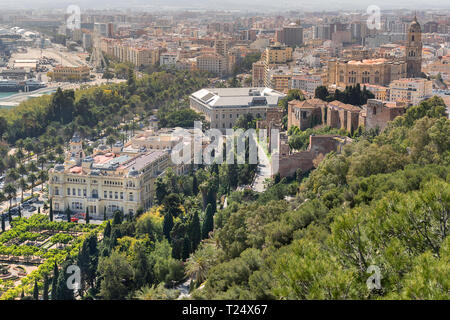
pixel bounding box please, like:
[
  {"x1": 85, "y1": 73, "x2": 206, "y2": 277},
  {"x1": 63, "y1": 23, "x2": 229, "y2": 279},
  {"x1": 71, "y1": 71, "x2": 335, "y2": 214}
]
[{"x1": 48, "y1": 133, "x2": 170, "y2": 219}]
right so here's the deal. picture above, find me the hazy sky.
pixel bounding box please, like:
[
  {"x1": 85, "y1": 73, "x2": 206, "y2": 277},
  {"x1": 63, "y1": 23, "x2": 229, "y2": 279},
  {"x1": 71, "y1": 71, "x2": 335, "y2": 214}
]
[{"x1": 0, "y1": 0, "x2": 448, "y2": 11}]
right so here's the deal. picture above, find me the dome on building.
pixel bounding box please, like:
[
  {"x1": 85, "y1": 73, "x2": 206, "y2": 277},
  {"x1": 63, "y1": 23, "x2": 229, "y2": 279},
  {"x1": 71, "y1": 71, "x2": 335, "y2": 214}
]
[
  {"x1": 409, "y1": 16, "x2": 421, "y2": 32},
  {"x1": 90, "y1": 169, "x2": 100, "y2": 176},
  {"x1": 71, "y1": 132, "x2": 81, "y2": 143},
  {"x1": 54, "y1": 164, "x2": 65, "y2": 172},
  {"x1": 128, "y1": 167, "x2": 139, "y2": 177}
]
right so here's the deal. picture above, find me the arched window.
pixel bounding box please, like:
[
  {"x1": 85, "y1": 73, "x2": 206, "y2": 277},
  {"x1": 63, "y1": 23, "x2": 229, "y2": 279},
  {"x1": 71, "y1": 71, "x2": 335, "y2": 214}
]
[{"x1": 373, "y1": 107, "x2": 377, "y2": 115}]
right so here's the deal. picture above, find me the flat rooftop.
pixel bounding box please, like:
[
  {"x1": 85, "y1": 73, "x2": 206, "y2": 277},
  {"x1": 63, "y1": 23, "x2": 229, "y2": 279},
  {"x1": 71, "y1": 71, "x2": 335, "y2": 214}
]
[{"x1": 191, "y1": 87, "x2": 285, "y2": 109}]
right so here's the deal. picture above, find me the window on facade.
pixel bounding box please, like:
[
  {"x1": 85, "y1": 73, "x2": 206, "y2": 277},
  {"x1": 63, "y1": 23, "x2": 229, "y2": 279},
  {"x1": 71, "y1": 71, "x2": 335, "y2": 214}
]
[
  {"x1": 120, "y1": 192, "x2": 124, "y2": 200},
  {"x1": 115, "y1": 192, "x2": 118, "y2": 199},
  {"x1": 109, "y1": 191, "x2": 113, "y2": 198},
  {"x1": 129, "y1": 193, "x2": 134, "y2": 201},
  {"x1": 67, "y1": 188, "x2": 70, "y2": 195},
  {"x1": 92, "y1": 190, "x2": 98, "y2": 198},
  {"x1": 55, "y1": 187, "x2": 59, "y2": 196},
  {"x1": 373, "y1": 107, "x2": 377, "y2": 115},
  {"x1": 104, "y1": 191, "x2": 107, "y2": 198}
]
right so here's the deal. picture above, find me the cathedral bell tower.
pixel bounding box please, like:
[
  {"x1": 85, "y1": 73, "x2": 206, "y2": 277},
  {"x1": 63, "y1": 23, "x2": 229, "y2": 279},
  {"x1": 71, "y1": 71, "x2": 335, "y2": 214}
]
[{"x1": 406, "y1": 14, "x2": 422, "y2": 78}]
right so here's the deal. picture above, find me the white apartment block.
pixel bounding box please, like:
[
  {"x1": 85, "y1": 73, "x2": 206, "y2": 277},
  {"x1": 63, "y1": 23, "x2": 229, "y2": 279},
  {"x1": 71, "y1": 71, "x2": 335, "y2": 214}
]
[
  {"x1": 389, "y1": 78, "x2": 433, "y2": 106},
  {"x1": 190, "y1": 87, "x2": 285, "y2": 132},
  {"x1": 290, "y1": 75, "x2": 323, "y2": 95}
]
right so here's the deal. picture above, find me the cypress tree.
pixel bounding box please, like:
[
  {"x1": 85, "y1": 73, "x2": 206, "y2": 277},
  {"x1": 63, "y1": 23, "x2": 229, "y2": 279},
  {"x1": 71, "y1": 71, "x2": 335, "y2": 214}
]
[
  {"x1": 104, "y1": 221, "x2": 111, "y2": 238},
  {"x1": 43, "y1": 274, "x2": 49, "y2": 300},
  {"x1": 18, "y1": 206, "x2": 21, "y2": 218},
  {"x1": 49, "y1": 199, "x2": 53, "y2": 222},
  {"x1": 201, "y1": 204, "x2": 214, "y2": 239},
  {"x1": 192, "y1": 175, "x2": 198, "y2": 194},
  {"x1": 163, "y1": 212, "x2": 174, "y2": 242},
  {"x1": 1, "y1": 216, "x2": 5, "y2": 232},
  {"x1": 54, "y1": 263, "x2": 75, "y2": 300},
  {"x1": 20, "y1": 289, "x2": 24, "y2": 299},
  {"x1": 182, "y1": 237, "x2": 191, "y2": 261},
  {"x1": 189, "y1": 211, "x2": 201, "y2": 251},
  {"x1": 85, "y1": 207, "x2": 90, "y2": 224},
  {"x1": 112, "y1": 210, "x2": 123, "y2": 225},
  {"x1": 38, "y1": 207, "x2": 41, "y2": 214},
  {"x1": 51, "y1": 262, "x2": 59, "y2": 300},
  {"x1": 33, "y1": 279, "x2": 39, "y2": 300},
  {"x1": 103, "y1": 206, "x2": 107, "y2": 221}
]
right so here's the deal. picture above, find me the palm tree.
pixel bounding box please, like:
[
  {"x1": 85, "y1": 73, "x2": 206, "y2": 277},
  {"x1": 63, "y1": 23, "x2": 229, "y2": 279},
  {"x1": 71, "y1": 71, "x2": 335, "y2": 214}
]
[
  {"x1": 38, "y1": 156, "x2": 47, "y2": 172},
  {"x1": 38, "y1": 170, "x2": 48, "y2": 191},
  {"x1": 28, "y1": 173, "x2": 37, "y2": 197},
  {"x1": 106, "y1": 136, "x2": 116, "y2": 150},
  {"x1": 4, "y1": 183, "x2": 16, "y2": 214},
  {"x1": 46, "y1": 152, "x2": 56, "y2": 163},
  {"x1": 17, "y1": 164, "x2": 27, "y2": 180},
  {"x1": 184, "y1": 243, "x2": 217, "y2": 286},
  {"x1": 19, "y1": 178, "x2": 27, "y2": 203},
  {"x1": 27, "y1": 161, "x2": 38, "y2": 173},
  {"x1": 6, "y1": 168, "x2": 19, "y2": 183}
]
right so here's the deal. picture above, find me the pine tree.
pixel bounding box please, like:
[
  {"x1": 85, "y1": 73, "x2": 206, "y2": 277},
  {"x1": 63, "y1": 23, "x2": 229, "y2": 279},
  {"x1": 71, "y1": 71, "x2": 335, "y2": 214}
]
[
  {"x1": 43, "y1": 274, "x2": 49, "y2": 300},
  {"x1": 202, "y1": 204, "x2": 214, "y2": 239},
  {"x1": 163, "y1": 212, "x2": 174, "y2": 242},
  {"x1": 18, "y1": 206, "x2": 21, "y2": 218},
  {"x1": 33, "y1": 279, "x2": 39, "y2": 300},
  {"x1": 49, "y1": 199, "x2": 53, "y2": 222}
]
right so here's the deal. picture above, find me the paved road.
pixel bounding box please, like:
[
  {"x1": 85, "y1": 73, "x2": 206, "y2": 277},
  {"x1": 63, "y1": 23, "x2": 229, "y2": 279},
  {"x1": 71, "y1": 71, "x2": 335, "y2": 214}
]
[{"x1": 251, "y1": 136, "x2": 272, "y2": 193}]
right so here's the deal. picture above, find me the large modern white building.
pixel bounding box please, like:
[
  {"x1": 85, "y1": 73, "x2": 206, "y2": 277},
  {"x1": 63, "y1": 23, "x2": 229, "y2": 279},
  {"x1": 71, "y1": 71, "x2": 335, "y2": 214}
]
[{"x1": 189, "y1": 87, "x2": 285, "y2": 131}]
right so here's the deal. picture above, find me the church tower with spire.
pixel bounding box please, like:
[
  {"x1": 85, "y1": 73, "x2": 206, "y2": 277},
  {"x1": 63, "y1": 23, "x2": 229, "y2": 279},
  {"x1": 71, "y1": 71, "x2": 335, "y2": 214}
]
[{"x1": 406, "y1": 14, "x2": 422, "y2": 78}]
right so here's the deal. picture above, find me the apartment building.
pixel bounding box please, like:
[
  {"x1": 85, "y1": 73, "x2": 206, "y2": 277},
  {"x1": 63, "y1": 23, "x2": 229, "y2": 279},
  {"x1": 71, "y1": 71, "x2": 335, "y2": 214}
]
[
  {"x1": 364, "y1": 84, "x2": 389, "y2": 101},
  {"x1": 48, "y1": 66, "x2": 90, "y2": 82},
  {"x1": 196, "y1": 53, "x2": 227, "y2": 76},
  {"x1": 291, "y1": 75, "x2": 323, "y2": 95},
  {"x1": 252, "y1": 61, "x2": 265, "y2": 87},
  {"x1": 190, "y1": 87, "x2": 285, "y2": 132},
  {"x1": 276, "y1": 24, "x2": 303, "y2": 47},
  {"x1": 389, "y1": 78, "x2": 433, "y2": 106}
]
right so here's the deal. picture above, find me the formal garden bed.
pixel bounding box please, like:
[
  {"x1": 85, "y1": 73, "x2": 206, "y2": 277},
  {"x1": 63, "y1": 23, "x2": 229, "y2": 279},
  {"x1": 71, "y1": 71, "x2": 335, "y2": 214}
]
[{"x1": 0, "y1": 214, "x2": 105, "y2": 299}]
